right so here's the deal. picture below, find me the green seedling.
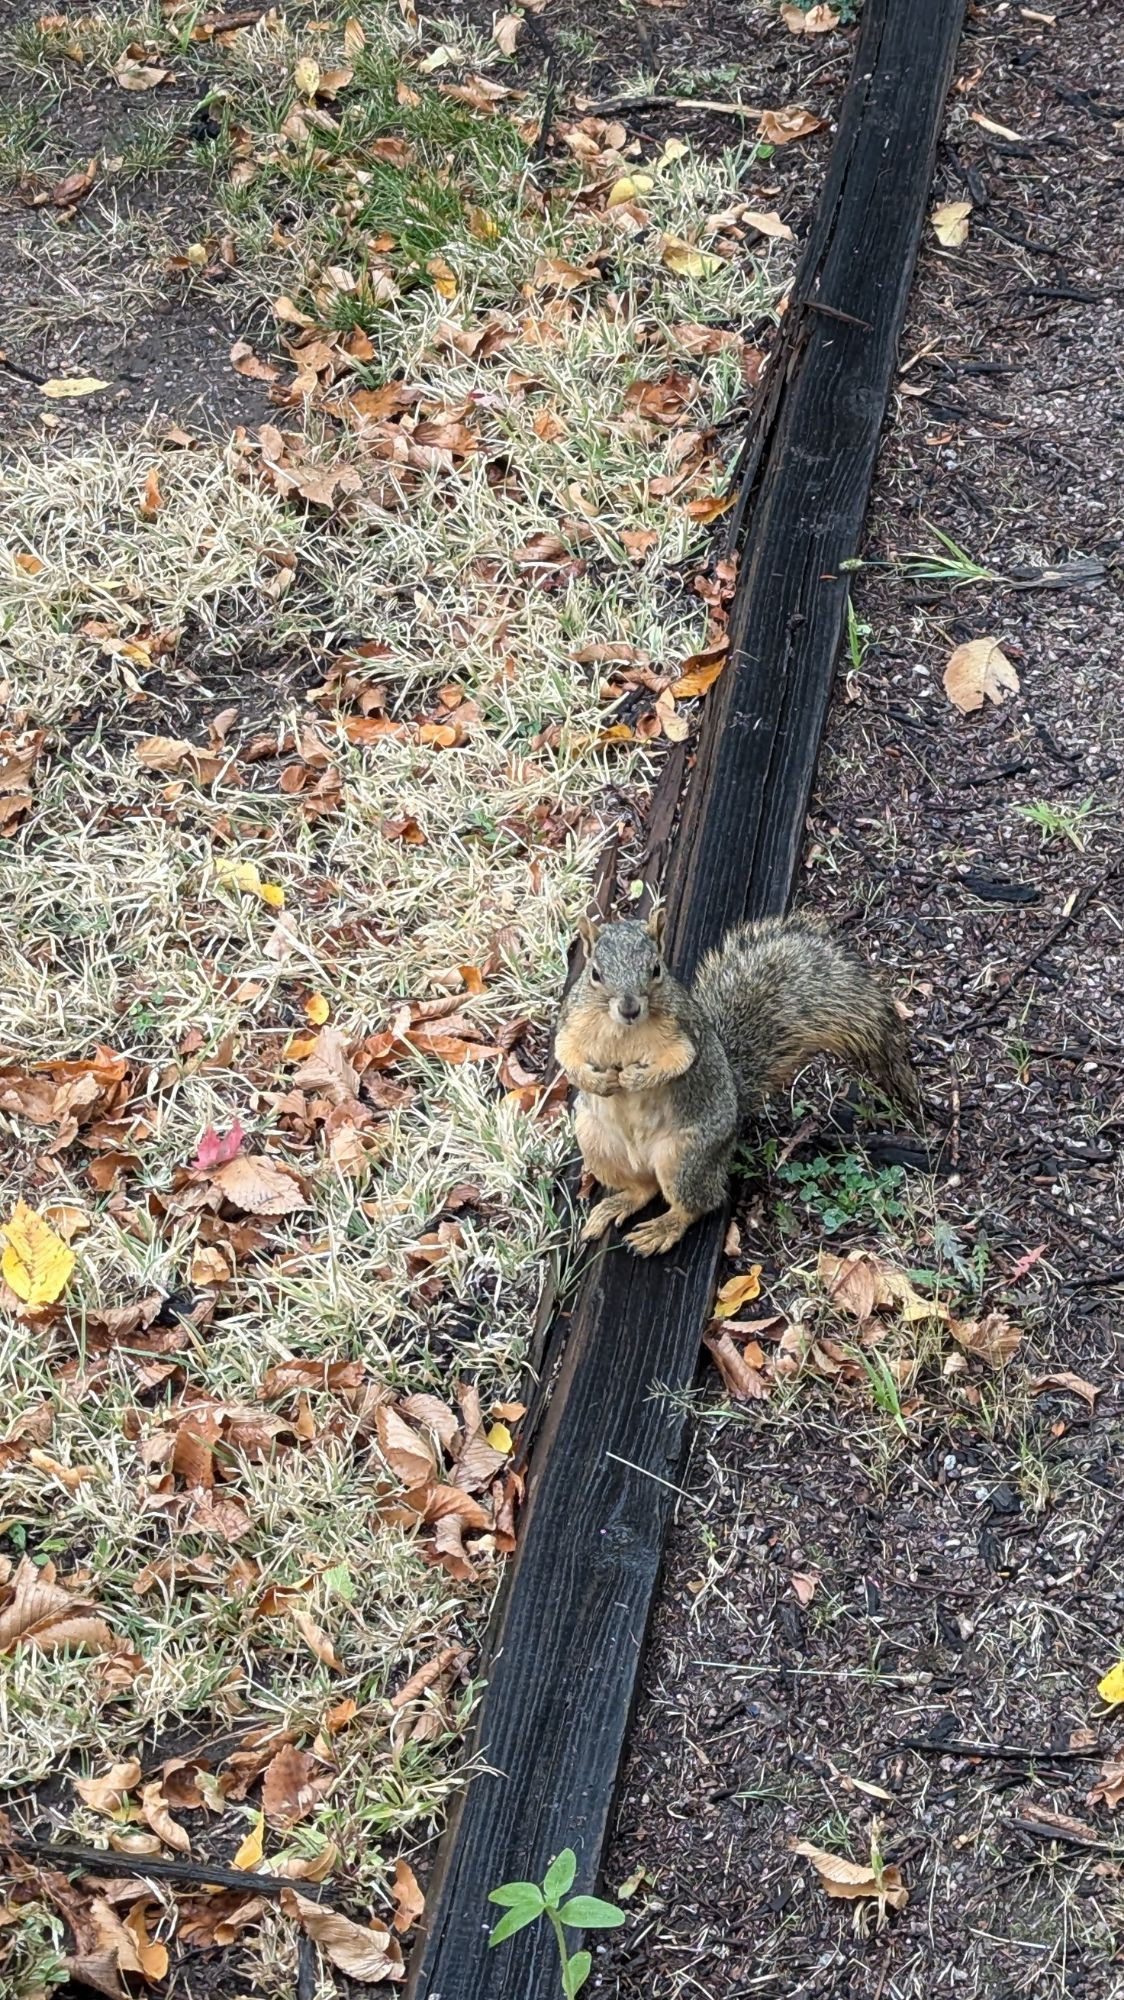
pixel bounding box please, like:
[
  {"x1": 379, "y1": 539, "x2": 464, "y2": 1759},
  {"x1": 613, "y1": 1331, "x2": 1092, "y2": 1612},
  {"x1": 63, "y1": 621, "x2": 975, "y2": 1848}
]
[
  {"x1": 846, "y1": 594, "x2": 872, "y2": 672},
  {"x1": 900, "y1": 522, "x2": 1005, "y2": 587},
  {"x1": 774, "y1": 1151, "x2": 906, "y2": 1235},
  {"x1": 1016, "y1": 797, "x2": 1103, "y2": 853},
  {"x1": 855, "y1": 1346, "x2": 908, "y2": 1432},
  {"x1": 489, "y1": 1849, "x2": 625, "y2": 1997}
]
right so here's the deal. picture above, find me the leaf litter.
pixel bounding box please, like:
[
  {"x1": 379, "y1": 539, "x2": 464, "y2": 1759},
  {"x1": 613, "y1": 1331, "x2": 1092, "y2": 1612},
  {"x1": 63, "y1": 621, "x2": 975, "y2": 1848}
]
[{"x1": 0, "y1": 0, "x2": 816, "y2": 1986}]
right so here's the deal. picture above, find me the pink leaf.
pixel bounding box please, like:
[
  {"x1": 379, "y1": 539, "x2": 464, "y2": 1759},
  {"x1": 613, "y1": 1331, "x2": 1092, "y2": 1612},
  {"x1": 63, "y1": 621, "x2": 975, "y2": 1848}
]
[{"x1": 194, "y1": 1119, "x2": 246, "y2": 1172}]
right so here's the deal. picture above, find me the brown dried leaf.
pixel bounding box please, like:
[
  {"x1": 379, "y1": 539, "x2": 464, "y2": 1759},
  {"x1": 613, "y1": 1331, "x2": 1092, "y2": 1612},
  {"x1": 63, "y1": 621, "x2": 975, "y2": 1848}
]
[
  {"x1": 758, "y1": 106, "x2": 826, "y2": 145},
  {"x1": 292, "y1": 1027, "x2": 359, "y2": 1104},
  {"x1": 280, "y1": 1889, "x2": 405, "y2": 1982},
  {"x1": 0, "y1": 1556, "x2": 116, "y2": 1655},
  {"x1": 704, "y1": 1330, "x2": 771, "y2": 1401},
  {"x1": 943, "y1": 637, "x2": 1019, "y2": 714},
  {"x1": 1087, "y1": 1758, "x2": 1124, "y2": 1812},
  {"x1": 791, "y1": 1839, "x2": 908, "y2": 1909},
  {"x1": 377, "y1": 1406, "x2": 438, "y2": 1487},
  {"x1": 1029, "y1": 1371, "x2": 1101, "y2": 1410},
  {"x1": 140, "y1": 1779, "x2": 191, "y2": 1854},
  {"x1": 262, "y1": 1744, "x2": 320, "y2": 1828},
  {"x1": 209, "y1": 1153, "x2": 307, "y2": 1216},
  {"x1": 392, "y1": 1857, "x2": 425, "y2": 1933},
  {"x1": 948, "y1": 1311, "x2": 1021, "y2": 1369},
  {"x1": 75, "y1": 1760, "x2": 142, "y2": 1816}
]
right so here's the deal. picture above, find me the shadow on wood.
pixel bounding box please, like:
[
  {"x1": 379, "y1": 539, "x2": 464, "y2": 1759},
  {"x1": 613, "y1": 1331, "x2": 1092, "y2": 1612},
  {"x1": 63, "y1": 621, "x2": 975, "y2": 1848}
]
[{"x1": 409, "y1": 3, "x2": 968, "y2": 1992}]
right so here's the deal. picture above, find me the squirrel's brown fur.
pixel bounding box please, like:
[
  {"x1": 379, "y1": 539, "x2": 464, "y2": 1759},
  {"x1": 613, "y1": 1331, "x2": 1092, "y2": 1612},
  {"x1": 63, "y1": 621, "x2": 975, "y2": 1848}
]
[{"x1": 555, "y1": 911, "x2": 920, "y2": 1256}]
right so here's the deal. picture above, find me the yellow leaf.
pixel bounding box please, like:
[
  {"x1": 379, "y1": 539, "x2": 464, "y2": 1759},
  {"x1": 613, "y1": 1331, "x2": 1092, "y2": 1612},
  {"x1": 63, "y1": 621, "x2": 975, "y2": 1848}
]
[
  {"x1": 294, "y1": 55, "x2": 321, "y2": 98},
  {"x1": 931, "y1": 200, "x2": 972, "y2": 249},
  {"x1": 233, "y1": 1808, "x2": 266, "y2": 1870},
  {"x1": 426, "y1": 255, "x2": 457, "y2": 298},
  {"x1": 714, "y1": 1266, "x2": 763, "y2": 1318},
  {"x1": 40, "y1": 377, "x2": 109, "y2": 399},
  {"x1": 260, "y1": 881, "x2": 286, "y2": 909},
  {"x1": 305, "y1": 993, "x2": 331, "y2": 1026},
  {"x1": 1, "y1": 1200, "x2": 76, "y2": 1306},
  {"x1": 486, "y1": 1422, "x2": 513, "y2": 1454},
  {"x1": 217, "y1": 858, "x2": 285, "y2": 907},
  {"x1": 660, "y1": 235, "x2": 724, "y2": 279},
  {"x1": 418, "y1": 43, "x2": 458, "y2": 72},
  {"x1": 1098, "y1": 1661, "x2": 1124, "y2": 1706},
  {"x1": 654, "y1": 138, "x2": 688, "y2": 173},
  {"x1": 607, "y1": 173, "x2": 655, "y2": 208}
]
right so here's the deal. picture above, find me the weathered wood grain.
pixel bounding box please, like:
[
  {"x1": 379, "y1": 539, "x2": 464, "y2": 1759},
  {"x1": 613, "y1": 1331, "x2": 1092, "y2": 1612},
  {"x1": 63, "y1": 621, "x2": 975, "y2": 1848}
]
[{"x1": 409, "y1": 4, "x2": 967, "y2": 1992}]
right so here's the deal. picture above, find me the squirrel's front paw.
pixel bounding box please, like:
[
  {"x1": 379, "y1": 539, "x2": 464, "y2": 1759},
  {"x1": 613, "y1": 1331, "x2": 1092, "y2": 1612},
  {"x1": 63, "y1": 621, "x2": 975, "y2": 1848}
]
[
  {"x1": 618, "y1": 1060, "x2": 653, "y2": 1092},
  {"x1": 576, "y1": 1063, "x2": 620, "y2": 1097}
]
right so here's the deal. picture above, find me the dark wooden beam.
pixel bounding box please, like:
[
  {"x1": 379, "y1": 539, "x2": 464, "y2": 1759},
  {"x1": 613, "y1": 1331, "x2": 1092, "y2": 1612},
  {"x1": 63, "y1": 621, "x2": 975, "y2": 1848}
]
[{"x1": 409, "y1": 4, "x2": 967, "y2": 1992}]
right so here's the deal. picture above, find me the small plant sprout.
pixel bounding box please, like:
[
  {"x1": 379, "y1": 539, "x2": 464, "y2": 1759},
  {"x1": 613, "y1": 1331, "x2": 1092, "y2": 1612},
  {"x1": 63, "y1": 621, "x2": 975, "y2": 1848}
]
[
  {"x1": 855, "y1": 1346, "x2": 909, "y2": 1433},
  {"x1": 900, "y1": 522, "x2": 1005, "y2": 587},
  {"x1": 1016, "y1": 797, "x2": 1104, "y2": 853},
  {"x1": 488, "y1": 1849, "x2": 625, "y2": 1997},
  {"x1": 846, "y1": 594, "x2": 872, "y2": 674}
]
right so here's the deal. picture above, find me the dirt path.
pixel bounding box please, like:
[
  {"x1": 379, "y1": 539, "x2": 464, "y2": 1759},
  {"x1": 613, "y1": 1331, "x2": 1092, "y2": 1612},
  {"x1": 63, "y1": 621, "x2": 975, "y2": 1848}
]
[{"x1": 603, "y1": 5, "x2": 1124, "y2": 1997}]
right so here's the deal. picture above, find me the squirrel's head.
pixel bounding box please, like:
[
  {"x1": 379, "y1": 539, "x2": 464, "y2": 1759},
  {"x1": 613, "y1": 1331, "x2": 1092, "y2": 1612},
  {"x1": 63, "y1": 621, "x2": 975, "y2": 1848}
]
[{"x1": 578, "y1": 911, "x2": 667, "y2": 1029}]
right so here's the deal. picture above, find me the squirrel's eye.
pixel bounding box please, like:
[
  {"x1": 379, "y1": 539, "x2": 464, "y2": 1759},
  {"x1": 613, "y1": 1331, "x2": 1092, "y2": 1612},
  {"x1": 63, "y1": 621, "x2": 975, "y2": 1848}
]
[
  {"x1": 651, "y1": 961, "x2": 662, "y2": 981},
  {"x1": 589, "y1": 964, "x2": 602, "y2": 985}
]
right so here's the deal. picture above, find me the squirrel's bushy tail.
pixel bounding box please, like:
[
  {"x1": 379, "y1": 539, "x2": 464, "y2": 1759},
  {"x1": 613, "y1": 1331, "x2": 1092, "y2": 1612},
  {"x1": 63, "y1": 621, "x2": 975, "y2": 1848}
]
[{"x1": 694, "y1": 915, "x2": 921, "y2": 1122}]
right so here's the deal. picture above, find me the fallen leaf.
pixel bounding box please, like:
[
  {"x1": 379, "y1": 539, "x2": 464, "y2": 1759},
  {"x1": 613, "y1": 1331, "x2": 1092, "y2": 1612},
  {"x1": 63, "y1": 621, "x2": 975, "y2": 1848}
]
[
  {"x1": 713, "y1": 1266, "x2": 763, "y2": 1317},
  {"x1": 391, "y1": 1858, "x2": 425, "y2": 1933},
  {"x1": 262, "y1": 1744, "x2": 320, "y2": 1828},
  {"x1": 660, "y1": 234, "x2": 724, "y2": 279},
  {"x1": 1097, "y1": 1661, "x2": 1124, "y2": 1707},
  {"x1": 75, "y1": 1760, "x2": 142, "y2": 1816},
  {"x1": 1, "y1": 1199, "x2": 75, "y2": 1305},
  {"x1": 194, "y1": 1120, "x2": 246, "y2": 1171},
  {"x1": 932, "y1": 200, "x2": 972, "y2": 248},
  {"x1": 140, "y1": 1780, "x2": 191, "y2": 1854},
  {"x1": 376, "y1": 1406, "x2": 437, "y2": 1488},
  {"x1": 673, "y1": 642, "x2": 729, "y2": 698},
  {"x1": 758, "y1": 106, "x2": 825, "y2": 145},
  {"x1": 50, "y1": 157, "x2": 97, "y2": 207},
  {"x1": 216, "y1": 857, "x2": 286, "y2": 907},
  {"x1": 948, "y1": 1310, "x2": 1021, "y2": 1369},
  {"x1": 40, "y1": 376, "x2": 109, "y2": 399},
  {"x1": 607, "y1": 172, "x2": 655, "y2": 207},
  {"x1": 781, "y1": 3, "x2": 840, "y2": 29},
  {"x1": 209, "y1": 1154, "x2": 306, "y2": 1216},
  {"x1": 281, "y1": 1890, "x2": 405, "y2": 1983},
  {"x1": 343, "y1": 16, "x2": 366, "y2": 54},
  {"x1": 292, "y1": 1026, "x2": 359, "y2": 1104},
  {"x1": 139, "y1": 466, "x2": 163, "y2": 518},
  {"x1": 305, "y1": 993, "x2": 331, "y2": 1026},
  {"x1": 294, "y1": 54, "x2": 321, "y2": 97},
  {"x1": 230, "y1": 339, "x2": 279, "y2": 382},
  {"x1": 1087, "y1": 1757, "x2": 1124, "y2": 1811},
  {"x1": 532, "y1": 254, "x2": 601, "y2": 292},
  {"x1": 742, "y1": 208, "x2": 795, "y2": 240},
  {"x1": 191, "y1": 1245, "x2": 232, "y2": 1287},
  {"x1": 791, "y1": 1570, "x2": 819, "y2": 1607},
  {"x1": 943, "y1": 637, "x2": 1020, "y2": 713},
  {"x1": 123, "y1": 1901, "x2": 168, "y2": 1983},
  {"x1": 291, "y1": 1607, "x2": 342, "y2": 1670},
  {"x1": 704, "y1": 1329, "x2": 771, "y2": 1400},
  {"x1": 114, "y1": 57, "x2": 171, "y2": 90},
  {"x1": 493, "y1": 12, "x2": 521, "y2": 53},
  {"x1": 791, "y1": 1839, "x2": 908, "y2": 1910},
  {"x1": 1030, "y1": 1372, "x2": 1101, "y2": 1411}
]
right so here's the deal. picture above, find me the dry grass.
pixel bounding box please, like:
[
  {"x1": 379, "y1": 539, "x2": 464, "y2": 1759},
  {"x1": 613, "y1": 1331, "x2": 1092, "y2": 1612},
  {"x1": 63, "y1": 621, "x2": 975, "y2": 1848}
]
[{"x1": 0, "y1": 3, "x2": 788, "y2": 1990}]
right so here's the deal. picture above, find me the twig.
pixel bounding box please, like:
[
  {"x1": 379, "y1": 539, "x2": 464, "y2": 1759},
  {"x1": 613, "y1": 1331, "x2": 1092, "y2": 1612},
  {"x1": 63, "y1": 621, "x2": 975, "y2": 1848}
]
[
  {"x1": 6, "y1": 1838, "x2": 340, "y2": 1901},
  {"x1": 0, "y1": 352, "x2": 46, "y2": 387},
  {"x1": 1010, "y1": 1817, "x2": 1123, "y2": 1854},
  {"x1": 807, "y1": 299, "x2": 873, "y2": 331},
  {"x1": 577, "y1": 93, "x2": 762, "y2": 120},
  {"x1": 900, "y1": 1737, "x2": 1102, "y2": 1763},
  {"x1": 1065, "y1": 1266, "x2": 1124, "y2": 1292}
]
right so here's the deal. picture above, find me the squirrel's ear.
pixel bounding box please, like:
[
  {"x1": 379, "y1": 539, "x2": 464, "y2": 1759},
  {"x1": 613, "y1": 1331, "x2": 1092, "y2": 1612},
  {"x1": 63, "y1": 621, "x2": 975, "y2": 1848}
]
[
  {"x1": 577, "y1": 914, "x2": 601, "y2": 953},
  {"x1": 645, "y1": 907, "x2": 667, "y2": 949}
]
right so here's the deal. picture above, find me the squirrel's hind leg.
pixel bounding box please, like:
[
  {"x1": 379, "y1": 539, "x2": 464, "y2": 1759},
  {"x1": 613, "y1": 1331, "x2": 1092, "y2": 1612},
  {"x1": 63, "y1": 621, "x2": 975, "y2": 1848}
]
[
  {"x1": 583, "y1": 1181, "x2": 657, "y2": 1242},
  {"x1": 624, "y1": 1130, "x2": 732, "y2": 1257}
]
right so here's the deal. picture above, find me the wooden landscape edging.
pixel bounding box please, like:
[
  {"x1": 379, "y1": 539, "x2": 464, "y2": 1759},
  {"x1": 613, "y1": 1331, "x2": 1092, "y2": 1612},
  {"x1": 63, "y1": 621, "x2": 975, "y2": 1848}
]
[{"x1": 409, "y1": 4, "x2": 968, "y2": 1992}]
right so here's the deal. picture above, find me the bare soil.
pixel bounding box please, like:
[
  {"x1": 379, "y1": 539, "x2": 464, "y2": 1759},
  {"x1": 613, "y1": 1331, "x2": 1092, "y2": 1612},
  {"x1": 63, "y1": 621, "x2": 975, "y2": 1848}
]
[{"x1": 601, "y1": 4, "x2": 1124, "y2": 1998}]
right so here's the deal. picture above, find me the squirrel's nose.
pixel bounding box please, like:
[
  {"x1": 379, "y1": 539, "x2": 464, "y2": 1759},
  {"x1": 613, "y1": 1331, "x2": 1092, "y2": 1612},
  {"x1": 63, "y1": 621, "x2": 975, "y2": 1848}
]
[{"x1": 618, "y1": 995, "x2": 642, "y2": 1022}]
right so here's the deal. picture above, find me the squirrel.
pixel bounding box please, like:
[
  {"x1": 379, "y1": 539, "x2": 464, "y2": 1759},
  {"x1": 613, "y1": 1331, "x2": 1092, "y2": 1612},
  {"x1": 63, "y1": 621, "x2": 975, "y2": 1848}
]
[{"x1": 554, "y1": 909, "x2": 920, "y2": 1257}]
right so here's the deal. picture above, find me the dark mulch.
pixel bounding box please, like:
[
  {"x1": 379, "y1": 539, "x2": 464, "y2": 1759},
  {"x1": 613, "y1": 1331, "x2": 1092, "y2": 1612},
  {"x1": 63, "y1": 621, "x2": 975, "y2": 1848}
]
[{"x1": 601, "y1": 3, "x2": 1124, "y2": 1997}]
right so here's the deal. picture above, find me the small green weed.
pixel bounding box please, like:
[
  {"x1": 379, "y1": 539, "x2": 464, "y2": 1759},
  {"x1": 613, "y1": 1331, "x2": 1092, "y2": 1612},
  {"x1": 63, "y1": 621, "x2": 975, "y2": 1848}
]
[
  {"x1": 489, "y1": 1849, "x2": 625, "y2": 1997},
  {"x1": 855, "y1": 1346, "x2": 908, "y2": 1432},
  {"x1": 846, "y1": 595, "x2": 872, "y2": 672},
  {"x1": 900, "y1": 522, "x2": 1005, "y2": 588},
  {"x1": 772, "y1": 1150, "x2": 906, "y2": 1235},
  {"x1": 1016, "y1": 797, "x2": 1104, "y2": 853}
]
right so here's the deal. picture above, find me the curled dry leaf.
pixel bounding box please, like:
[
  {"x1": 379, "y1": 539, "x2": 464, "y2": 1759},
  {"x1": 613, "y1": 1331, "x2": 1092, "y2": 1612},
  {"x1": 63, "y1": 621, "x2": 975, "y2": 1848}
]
[
  {"x1": 791, "y1": 1570, "x2": 819, "y2": 1608},
  {"x1": 292, "y1": 1026, "x2": 359, "y2": 1104},
  {"x1": 791, "y1": 1839, "x2": 908, "y2": 1911},
  {"x1": 943, "y1": 637, "x2": 1019, "y2": 714},
  {"x1": 392, "y1": 1858, "x2": 425, "y2": 1933},
  {"x1": 493, "y1": 12, "x2": 521, "y2": 53},
  {"x1": 947, "y1": 1310, "x2": 1021, "y2": 1369},
  {"x1": 931, "y1": 200, "x2": 972, "y2": 248},
  {"x1": 262, "y1": 1744, "x2": 321, "y2": 1828},
  {"x1": 281, "y1": 1889, "x2": 405, "y2": 1983},
  {"x1": 758, "y1": 106, "x2": 826, "y2": 145},
  {"x1": 1029, "y1": 1371, "x2": 1101, "y2": 1410},
  {"x1": 140, "y1": 1779, "x2": 191, "y2": 1855},
  {"x1": 75, "y1": 1760, "x2": 142, "y2": 1816},
  {"x1": 713, "y1": 1266, "x2": 762, "y2": 1318},
  {"x1": 781, "y1": 3, "x2": 840, "y2": 29},
  {"x1": 1087, "y1": 1758, "x2": 1124, "y2": 1811},
  {"x1": 376, "y1": 1406, "x2": 438, "y2": 1488},
  {"x1": 704, "y1": 1330, "x2": 771, "y2": 1402},
  {"x1": 232, "y1": 1808, "x2": 265, "y2": 1869},
  {"x1": 40, "y1": 376, "x2": 109, "y2": 398},
  {"x1": 291, "y1": 1606, "x2": 342, "y2": 1671}
]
